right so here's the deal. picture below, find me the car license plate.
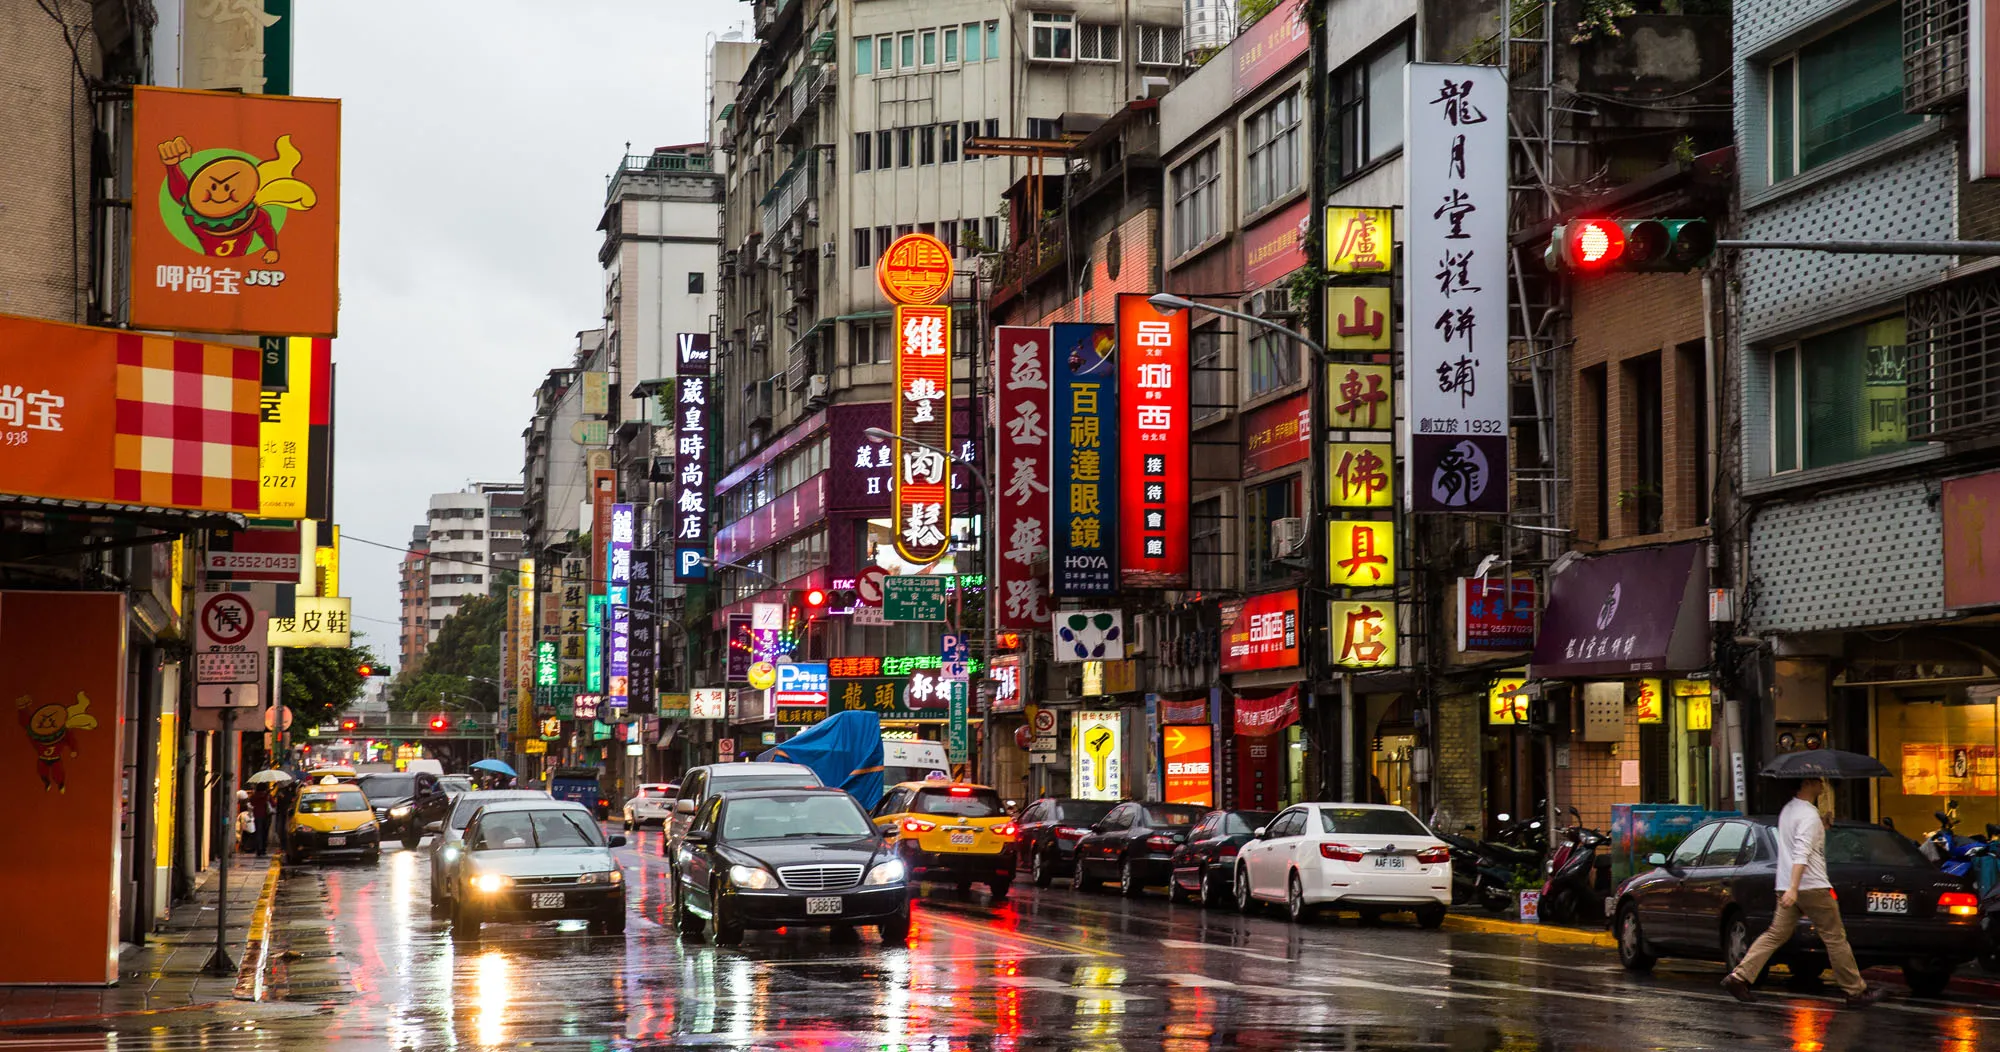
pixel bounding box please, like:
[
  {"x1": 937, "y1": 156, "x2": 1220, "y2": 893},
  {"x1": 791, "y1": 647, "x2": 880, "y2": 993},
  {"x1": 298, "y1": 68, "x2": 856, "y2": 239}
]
[
  {"x1": 326, "y1": 836, "x2": 346, "y2": 846},
  {"x1": 806, "y1": 896, "x2": 842, "y2": 915},
  {"x1": 1373, "y1": 856, "x2": 1406, "y2": 869},
  {"x1": 949, "y1": 830, "x2": 976, "y2": 846},
  {"x1": 1867, "y1": 890, "x2": 1908, "y2": 914},
  {"x1": 532, "y1": 892, "x2": 564, "y2": 909}
]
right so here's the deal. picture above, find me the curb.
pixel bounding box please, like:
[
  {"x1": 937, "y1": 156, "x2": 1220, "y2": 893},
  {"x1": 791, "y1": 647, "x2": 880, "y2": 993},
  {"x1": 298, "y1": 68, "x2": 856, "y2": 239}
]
[
  {"x1": 1443, "y1": 912, "x2": 1617, "y2": 948},
  {"x1": 231, "y1": 856, "x2": 283, "y2": 1002}
]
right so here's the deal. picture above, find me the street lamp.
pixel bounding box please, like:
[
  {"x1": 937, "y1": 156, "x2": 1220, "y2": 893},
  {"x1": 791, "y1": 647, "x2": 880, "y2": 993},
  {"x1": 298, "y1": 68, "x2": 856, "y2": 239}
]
[
  {"x1": 1147, "y1": 293, "x2": 1332, "y2": 360},
  {"x1": 864, "y1": 425, "x2": 994, "y2": 782}
]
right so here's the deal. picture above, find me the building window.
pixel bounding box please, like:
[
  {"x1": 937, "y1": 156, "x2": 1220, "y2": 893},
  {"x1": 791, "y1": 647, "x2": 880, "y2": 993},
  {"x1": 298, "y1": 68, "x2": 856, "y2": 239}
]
[
  {"x1": 1078, "y1": 22, "x2": 1121, "y2": 61},
  {"x1": 877, "y1": 34, "x2": 894, "y2": 71},
  {"x1": 1627, "y1": 354, "x2": 1664, "y2": 534},
  {"x1": 854, "y1": 36, "x2": 873, "y2": 75},
  {"x1": 922, "y1": 29, "x2": 937, "y2": 66},
  {"x1": 941, "y1": 219, "x2": 960, "y2": 256},
  {"x1": 944, "y1": 26, "x2": 959, "y2": 63},
  {"x1": 919, "y1": 125, "x2": 937, "y2": 164},
  {"x1": 853, "y1": 131, "x2": 871, "y2": 172},
  {"x1": 919, "y1": 221, "x2": 935, "y2": 237},
  {"x1": 1137, "y1": 24, "x2": 1183, "y2": 65},
  {"x1": 851, "y1": 321, "x2": 890, "y2": 365},
  {"x1": 1584, "y1": 365, "x2": 1608, "y2": 538},
  {"x1": 1246, "y1": 311, "x2": 1300, "y2": 397},
  {"x1": 1244, "y1": 87, "x2": 1303, "y2": 212},
  {"x1": 687, "y1": 272, "x2": 704, "y2": 294},
  {"x1": 1170, "y1": 143, "x2": 1221, "y2": 256},
  {"x1": 987, "y1": 19, "x2": 1000, "y2": 60},
  {"x1": 962, "y1": 120, "x2": 980, "y2": 159},
  {"x1": 897, "y1": 127, "x2": 914, "y2": 167},
  {"x1": 1191, "y1": 495, "x2": 1226, "y2": 590},
  {"x1": 984, "y1": 118, "x2": 1000, "y2": 140},
  {"x1": 1243, "y1": 477, "x2": 1298, "y2": 588},
  {"x1": 900, "y1": 32, "x2": 916, "y2": 70},
  {"x1": 897, "y1": 224, "x2": 914, "y2": 237},
  {"x1": 1771, "y1": 315, "x2": 1910, "y2": 473},
  {"x1": 875, "y1": 225, "x2": 891, "y2": 254},
  {"x1": 1191, "y1": 326, "x2": 1228, "y2": 425},
  {"x1": 1031, "y1": 12, "x2": 1075, "y2": 61},
  {"x1": 984, "y1": 216, "x2": 999, "y2": 252},
  {"x1": 1330, "y1": 33, "x2": 1409, "y2": 182},
  {"x1": 963, "y1": 21, "x2": 982, "y2": 61},
  {"x1": 940, "y1": 122, "x2": 958, "y2": 163},
  {"x1": 853, "y1": 227, "x2": 871, "y2": 268},
  {"x1": 877, "y1": 129, "x2": 892, "y2": 167},
  {"x1": 1766, "y1": 5, "x2": 1919, "y2": 182},
  {"x1": 1026, "y1": 117, "x2": 1062, "y2": 141}
]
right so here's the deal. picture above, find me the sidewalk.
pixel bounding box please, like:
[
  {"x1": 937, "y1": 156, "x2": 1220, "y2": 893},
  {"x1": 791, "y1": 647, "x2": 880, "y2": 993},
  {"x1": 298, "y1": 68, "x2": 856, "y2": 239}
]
[{"x1": 0, "y1": 850, "x2": 279, "y2": 1027}]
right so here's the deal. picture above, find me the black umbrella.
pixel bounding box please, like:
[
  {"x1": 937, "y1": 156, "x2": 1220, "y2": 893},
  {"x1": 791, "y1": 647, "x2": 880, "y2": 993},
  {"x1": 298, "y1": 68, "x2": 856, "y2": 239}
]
[{"x1": 1760, "y1": 748, "x2": 1891, "y2": 779}]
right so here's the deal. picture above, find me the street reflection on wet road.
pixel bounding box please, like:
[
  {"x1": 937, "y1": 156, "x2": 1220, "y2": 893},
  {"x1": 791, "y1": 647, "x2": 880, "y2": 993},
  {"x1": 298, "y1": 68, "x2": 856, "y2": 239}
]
[{"x1": 10, "y1": 824, "x2": 2000, "y2": 1050}]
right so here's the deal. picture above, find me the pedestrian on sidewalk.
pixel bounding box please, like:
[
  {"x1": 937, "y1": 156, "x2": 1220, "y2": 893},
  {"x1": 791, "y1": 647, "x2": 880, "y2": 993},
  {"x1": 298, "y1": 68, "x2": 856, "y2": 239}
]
[
  {"x1": 1721, "y1": 777, "x2": 1887, "y2": 1008},
  {"x1": 248, "y1": 783, "x2": 274, "y2": 857}
]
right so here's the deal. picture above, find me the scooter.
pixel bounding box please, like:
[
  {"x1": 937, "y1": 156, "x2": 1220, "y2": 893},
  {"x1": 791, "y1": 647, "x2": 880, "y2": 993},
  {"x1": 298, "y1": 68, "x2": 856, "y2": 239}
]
[
  {"x1": 1922, "y1": 801, "x2": 1991, "y2": 879},
  {"x1": 1430, "y1": 812, "x2": 1523, "y2": 913},
  {"x1": 1538, "y1": 806, "x2": 1610, "y2": 925}
]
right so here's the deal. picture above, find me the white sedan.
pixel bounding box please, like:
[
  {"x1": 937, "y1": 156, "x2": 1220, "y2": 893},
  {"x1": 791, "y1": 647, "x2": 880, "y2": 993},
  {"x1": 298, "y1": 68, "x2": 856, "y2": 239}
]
[
  {"x1": 1233, "y1": 802, "x2": 1451, "y2": 927},
  {"x1": 622, "y1": 783, "x2": 680, "y2": 830}
]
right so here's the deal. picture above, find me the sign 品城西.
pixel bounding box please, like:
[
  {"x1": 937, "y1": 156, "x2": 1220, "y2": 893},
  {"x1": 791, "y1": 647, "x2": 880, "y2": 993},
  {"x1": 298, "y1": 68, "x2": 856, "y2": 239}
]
[
  {"x1": 1117, "y1": 294, "x2": 1190, "y2": 588},
  {"x1": 1219, "y1": 591, "x2": 1301, "y2": 674}
]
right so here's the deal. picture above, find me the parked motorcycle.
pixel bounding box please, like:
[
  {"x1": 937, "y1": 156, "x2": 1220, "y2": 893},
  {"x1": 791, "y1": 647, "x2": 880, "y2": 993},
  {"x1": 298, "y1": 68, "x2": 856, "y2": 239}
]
[
  {"x1": 1921, "y1": 801, "x2": 1991, "y2": 879},
  {"x1": 1430, "y1": 810, "x2": 1542, "y2": 914},
  {"x1": 1538, "y1": 806, "x2": 1610, "y2": 925}
]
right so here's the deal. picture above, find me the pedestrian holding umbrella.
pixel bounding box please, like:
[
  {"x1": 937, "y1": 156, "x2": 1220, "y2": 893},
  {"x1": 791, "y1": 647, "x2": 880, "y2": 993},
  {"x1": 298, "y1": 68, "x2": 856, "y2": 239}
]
[
  {"x1": 1723, "y1": 748, "x2": 1893, "y2": 1008},
  {"x1": 247, "y1": 768, "x2": 294, "y2": 785}
]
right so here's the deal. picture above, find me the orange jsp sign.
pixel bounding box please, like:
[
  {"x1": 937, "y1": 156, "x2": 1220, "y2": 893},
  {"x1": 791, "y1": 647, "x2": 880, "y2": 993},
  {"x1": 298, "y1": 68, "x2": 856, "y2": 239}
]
[
  {"x1": 130, "y1": 87, "x2": 341, "y2": 337},
  {"x1": 876, "y1": 232, "x2": 955, "y2": 305}
]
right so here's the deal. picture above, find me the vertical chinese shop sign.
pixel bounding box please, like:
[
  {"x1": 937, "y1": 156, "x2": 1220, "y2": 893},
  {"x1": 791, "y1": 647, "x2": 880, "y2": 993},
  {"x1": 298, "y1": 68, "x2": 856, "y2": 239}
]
[
  {"x1": 880, "y1": 231, "x2": 957, "y2": 566},
  {"x1": 994, "y1": 326, "x2": 1051, "y2": 628},
  {"x1": 673, "y1": 333, "x2": 712, "y2": 583},
  {"x1": 1116, "y1": 293, "x2": 1190, "y2": 588},
  {"x1": 607, "y1": 503, "x2": 633, "y2": 704},
  {"x1": 1050, "y1": 322, "x2": 1118, "y2": 596},
  {"x1": 627, "y1": 548, "x2": 656, "y2": 716},
  {"x1": 1405, "y1": 64, "x2": 1508, "y2": 513}
]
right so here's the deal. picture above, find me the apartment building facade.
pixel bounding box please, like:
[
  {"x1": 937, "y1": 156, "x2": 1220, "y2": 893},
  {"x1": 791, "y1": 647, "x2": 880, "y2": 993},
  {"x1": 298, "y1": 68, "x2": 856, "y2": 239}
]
[{"x1": 424, "y1": 483, "x2": 525, "y2": 630}]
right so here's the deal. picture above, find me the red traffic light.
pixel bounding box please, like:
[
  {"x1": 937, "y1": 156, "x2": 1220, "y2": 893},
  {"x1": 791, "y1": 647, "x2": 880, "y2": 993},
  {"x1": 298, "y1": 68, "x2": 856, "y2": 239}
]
[
  {"x1": 803, "y1": 587, "x2": 828, "y2": 608},
  {"x1": 356, "y1": 663, "x2": 374, "y2": 677},
  {"x1": 1565, "y1": 219, "x2": 1625, "y2": 268},
  {"x1": 429, "y1": 716, "x2": 448, "y2": 731},
  {"x1": 340, "y1": 718, "x2": 358, "y2": 731}
]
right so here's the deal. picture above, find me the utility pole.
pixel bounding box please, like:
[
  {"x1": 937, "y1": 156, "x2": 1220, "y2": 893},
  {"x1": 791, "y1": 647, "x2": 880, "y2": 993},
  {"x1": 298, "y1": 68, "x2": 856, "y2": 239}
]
[{"x1": 201, "y1": 705, "x2": 237, "y2": 976}]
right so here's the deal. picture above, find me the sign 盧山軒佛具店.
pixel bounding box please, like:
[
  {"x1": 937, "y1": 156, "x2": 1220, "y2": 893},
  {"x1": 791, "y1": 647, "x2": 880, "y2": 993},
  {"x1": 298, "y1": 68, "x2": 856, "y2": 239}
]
[
  {"x1": 1330, "y1": 601, "x2": 1397, "y2": 669},
  {"x1": 1403, "y1": 65, "x2": 1508, "y2": 514},
  {"x1": 1327, "y1": 520, "x2": 1395, "y2": 589}
]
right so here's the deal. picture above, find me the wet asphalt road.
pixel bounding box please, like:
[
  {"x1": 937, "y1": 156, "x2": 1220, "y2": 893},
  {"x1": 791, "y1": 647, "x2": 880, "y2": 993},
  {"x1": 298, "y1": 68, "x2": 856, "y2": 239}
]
[{"x1": 9, "y1": 825, "x2": 2000, "y2": 1050}]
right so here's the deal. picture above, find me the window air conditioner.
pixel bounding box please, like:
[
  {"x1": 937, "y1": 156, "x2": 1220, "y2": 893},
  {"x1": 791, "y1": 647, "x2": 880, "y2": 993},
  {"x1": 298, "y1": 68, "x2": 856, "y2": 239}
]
[{"x1": 1271, "y1": 517, "x2": 1306, "y2": 559}]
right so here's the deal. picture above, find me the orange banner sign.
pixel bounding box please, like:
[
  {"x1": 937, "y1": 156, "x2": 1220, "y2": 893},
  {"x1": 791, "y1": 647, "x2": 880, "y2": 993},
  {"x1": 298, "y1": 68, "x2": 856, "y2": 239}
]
[
  {"x1": 1163, "y1": 724, "x2": 1215, "y2": 807},
  {"x1": 131, "y1": 87, "x2": 341, "y2": 337}
]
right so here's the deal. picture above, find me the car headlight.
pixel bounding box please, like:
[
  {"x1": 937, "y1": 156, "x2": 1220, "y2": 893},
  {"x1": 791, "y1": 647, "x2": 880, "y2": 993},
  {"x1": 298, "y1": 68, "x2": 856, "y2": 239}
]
[
  {"x1": 441, "y1": 845, "x2": 460, "y2": 861},
  {"x1": 390, "y1": 805, "x2": 414, "y2": 818},
  {"x1": 729, "y1": 864, "x2": 777, "y2": 890},
  {"x1": 863, "y1": 859, "x2": 907, "y2": 886},
  {"x1": 355, "y1": 821, "x2": 377, "y2": 833},
  {"x1": 472, "y1": 873, "x2": 510, "y2": 894},
  {"x1": 608, "y1": 868, "x2": 623, "y2": 885}
]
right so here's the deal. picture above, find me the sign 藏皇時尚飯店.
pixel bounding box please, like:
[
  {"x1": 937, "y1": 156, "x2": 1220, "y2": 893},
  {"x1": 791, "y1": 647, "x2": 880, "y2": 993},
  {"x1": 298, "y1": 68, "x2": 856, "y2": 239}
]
[
  {"x1": 673, "y1": 334, "x2": 712, "y2": 582},
  {"x1": 129, "y1": 87, "x2": 341, "y2": 337},
  {"x1": 1050, "y1": 322, "x2": 1118, "y2": 595},
  {"x1": 993, "y1": 326, "x2": 1052, "y2": 628},
  {"x1": 1117, "y1": 294, "x2": 1190, "y2": 589},
  {"x1": 267, "y1": 596, "x2": 351, "y2": 648},
  {"x1": 1405, "y1": 65, "x2": 1508, "y2": 513},
  {"x1": 1330, "y1": 600, "x2": 1397, "y2": 669},
  {"x1": 1219, "y1": 591, "x2": 1300, "y2": 674}
]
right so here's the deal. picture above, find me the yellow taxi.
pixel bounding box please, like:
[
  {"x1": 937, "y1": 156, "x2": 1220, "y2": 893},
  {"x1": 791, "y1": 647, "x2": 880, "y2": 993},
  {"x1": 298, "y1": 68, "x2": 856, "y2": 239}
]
[
  {"x1": 286, "y1": 783, "x2": 381, "y2": 864},
  {"x1": 871, "y1": 781, "x2": 1017, "y2": 899},
  {"x1": 304, "y1": 765, "x2": 359, "y2": 786}
]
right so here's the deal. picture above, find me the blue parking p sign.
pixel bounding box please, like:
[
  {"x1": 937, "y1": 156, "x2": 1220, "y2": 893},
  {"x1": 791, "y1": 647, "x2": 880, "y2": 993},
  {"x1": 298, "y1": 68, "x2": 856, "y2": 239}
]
[
  {"x1": 677, "y1": 548, "x2": 708, "y2": 579},
  {"x1": 942, "y1": 633, "x2": 969, "y2": 663}
]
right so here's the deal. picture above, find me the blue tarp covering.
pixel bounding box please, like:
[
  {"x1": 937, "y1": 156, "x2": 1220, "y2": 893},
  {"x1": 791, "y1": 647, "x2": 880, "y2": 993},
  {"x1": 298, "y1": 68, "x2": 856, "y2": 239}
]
[{"x1": 757, "y1": 710, "x2": 886, "y2": 809}]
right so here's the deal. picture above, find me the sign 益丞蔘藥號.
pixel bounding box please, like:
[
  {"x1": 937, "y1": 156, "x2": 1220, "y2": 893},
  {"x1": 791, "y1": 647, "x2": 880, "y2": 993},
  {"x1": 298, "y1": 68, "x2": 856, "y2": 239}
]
[{"x1": 993, "y1": 325, "x2": 1053, "y2": 628}]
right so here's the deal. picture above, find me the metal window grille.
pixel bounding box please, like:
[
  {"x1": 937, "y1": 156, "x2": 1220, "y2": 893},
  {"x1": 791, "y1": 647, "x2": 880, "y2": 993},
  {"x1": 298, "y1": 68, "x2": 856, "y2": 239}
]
[
  {"x1": 1905, "y1": 274, "x2": 2000, "y2": 439},
  {"x1": 1903, "y1": 0, "x2": 1967, "y2": 113}
]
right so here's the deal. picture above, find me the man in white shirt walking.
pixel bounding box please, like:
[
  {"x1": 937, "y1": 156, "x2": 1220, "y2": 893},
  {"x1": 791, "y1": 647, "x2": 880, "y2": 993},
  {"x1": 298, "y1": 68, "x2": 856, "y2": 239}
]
[{"x1": 1722, "y1": 778, "x2": 1887, "y2": 1007}]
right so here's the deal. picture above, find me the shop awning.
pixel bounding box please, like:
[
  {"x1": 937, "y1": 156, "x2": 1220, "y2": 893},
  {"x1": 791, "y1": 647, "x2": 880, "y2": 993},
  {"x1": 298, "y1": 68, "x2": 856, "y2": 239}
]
[
  {"x1": 1528, "y1": 542, "x2": 1709, "y2": 679},
  {"x1": 1234, "y1": 685, "x2": 1299, "y2": 737}
]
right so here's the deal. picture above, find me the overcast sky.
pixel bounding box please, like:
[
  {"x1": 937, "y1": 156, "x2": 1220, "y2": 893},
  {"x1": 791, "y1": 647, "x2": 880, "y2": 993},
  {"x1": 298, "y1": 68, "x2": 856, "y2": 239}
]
[{"x1": 295, "y1": 0, "x2": 748, "y2": 658}]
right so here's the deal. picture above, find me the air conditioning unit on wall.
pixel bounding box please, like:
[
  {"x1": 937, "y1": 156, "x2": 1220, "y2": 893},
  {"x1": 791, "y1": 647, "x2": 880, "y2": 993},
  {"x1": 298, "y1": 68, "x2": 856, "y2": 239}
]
[{"x1": 1271, "y1": 517, "x2": 1306, "y2": 559}]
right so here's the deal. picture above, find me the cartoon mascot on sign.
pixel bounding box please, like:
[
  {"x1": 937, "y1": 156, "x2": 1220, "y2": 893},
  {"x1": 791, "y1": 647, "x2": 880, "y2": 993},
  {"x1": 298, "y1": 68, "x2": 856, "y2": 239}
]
[
  {"x1": 157, "y1": 134, "x2": 317, "y2": 263},
  {"x1": 16, "y1": 693, "x2": 97, "y2": 792}
]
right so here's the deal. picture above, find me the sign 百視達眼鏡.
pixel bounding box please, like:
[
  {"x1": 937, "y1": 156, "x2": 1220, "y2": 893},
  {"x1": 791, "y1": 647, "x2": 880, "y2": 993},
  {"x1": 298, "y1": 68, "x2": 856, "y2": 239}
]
[
  {"x1": 1116, "y1": 294, "x2": 1189, "y2": 589},
  {"x1": 893, "y1": 303, "x2": 952, "y2": 566},
  {"x1": 1404, "y1": 64, "x2": 1508, "y2": 513},
  {"x1": 1050, "y1": 322, "x2": 1118, "y2": 596},
  {"x1": 994, "y1": 325, "x2": 1052, "y2": 628}
]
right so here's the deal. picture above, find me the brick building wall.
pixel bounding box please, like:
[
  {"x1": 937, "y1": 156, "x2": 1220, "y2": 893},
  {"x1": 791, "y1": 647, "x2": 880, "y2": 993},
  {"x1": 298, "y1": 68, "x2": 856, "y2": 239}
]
[
  {"x1": 1567, "y1": 270, "x2": 1711, "y2": 544},
  {"x1": 1434, "y1": 692, "x2": 1482, "y2": 828},
  {"x1": 0, "y1": 0, "x2": 99, "y2": 323},
  {"x1": 1554, "y1": 717, "x2": 1645, "y2": 833}
]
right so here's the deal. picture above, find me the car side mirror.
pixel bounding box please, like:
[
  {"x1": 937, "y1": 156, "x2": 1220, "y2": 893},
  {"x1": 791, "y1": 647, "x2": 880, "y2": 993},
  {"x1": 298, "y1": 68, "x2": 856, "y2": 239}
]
[
  {"x1": 424, "y1": 821, "x2": 443, "y2": 834},
  {"x1": 607, "y1": 834, "x2": 627, "y2": 849},
  {"x1": 1252, "y1": 826, "x2": 1268, "y2": 839},
  {"x1": 675, "y1": 799, "x2": 697, "y2": 815},
  {"x1": 686, "y1": 830, "x2": 714, "y2": 846},
  {"x1": 1646, "y1": 852, "x2": 1667, "y2": 867}
]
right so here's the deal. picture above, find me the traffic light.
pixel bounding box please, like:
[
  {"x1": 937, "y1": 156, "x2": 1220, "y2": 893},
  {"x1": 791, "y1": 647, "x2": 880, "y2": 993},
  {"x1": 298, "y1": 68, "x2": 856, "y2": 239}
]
[
  {"x1": 339, "y1": 718, "x2": 358, "y2": 732},
  {"x1": 790, "y1": 588, "x2": 829, "y2": 621},
  {"x1": 429, "y1": 715, "x2": 448, "y2": 732},
  {"x1": 1545, "y1": 218, "x2": 1714, "y2": 273},
  {"x1": 356, "y1": 663, "x2": 374, "y2": 677},
  {"x1": 828, "y1": 588, "x2": 857, "y2": 610}
]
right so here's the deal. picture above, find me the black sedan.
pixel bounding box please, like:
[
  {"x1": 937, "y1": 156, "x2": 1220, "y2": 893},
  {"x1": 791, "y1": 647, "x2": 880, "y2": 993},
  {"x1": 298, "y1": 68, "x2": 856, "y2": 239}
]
[
  {"x1": 1168, "y1": 809, "x2": 1278, "y2": 906},
  {"x1": 1013, "y1": 797, "x2": 1116, "y2": 888},
  {"x1": 357, "y1": 771, "x2": 452, "y2": 849},
  {"x1": 673, "y1": 787, "x2": 911, "y2": 946},
  {"x1": 1611, "y1": 816, "x2": 1981, "y2": 996},
  {"x1": 1073, "y1": 801, "x2": 1209, "y2": 897}
]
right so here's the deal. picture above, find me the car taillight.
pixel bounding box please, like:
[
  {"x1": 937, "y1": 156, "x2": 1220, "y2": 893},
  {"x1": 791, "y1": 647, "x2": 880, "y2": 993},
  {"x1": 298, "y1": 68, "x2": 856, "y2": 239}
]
[
  {"x1": 1054, "y1": 826, "x2": 1089, "y2": 840},
  {"x1": 597, "y1": 798, "x2": 608, "y2": 807},
  {"x1": 1941, "y1": 891, "x2": 1979, "y2": 916},
  {"x1": 1146, "y1": 835, "x2": 1179, "y2": 850},
  {"x1": 1219, "y1": 845, "x2": 1239, "y2": 858},
  {"x1": 1319, "y1": 843, "x2": 1365, "y2": 862},
  {"x1": 1416, "y1": 846, "x2": 1451, "y2": 865},
  {"x1": 994, "y1": 822, "x2": 1017, "y2": 837},
  {"x1": 902, "y1": 818, "x2": 937, "y2": 835}
]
